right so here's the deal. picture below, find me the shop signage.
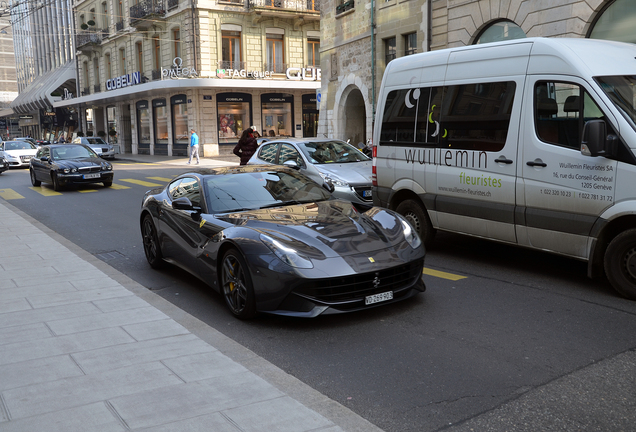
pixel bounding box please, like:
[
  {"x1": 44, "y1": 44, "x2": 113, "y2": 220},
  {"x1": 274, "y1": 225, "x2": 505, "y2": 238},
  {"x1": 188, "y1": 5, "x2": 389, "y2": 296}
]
[
  {"x1": 162, "y1": 57, "x2": 198, "y2": 79},
  {"x1": 136, "y1": 100, "x2": 149, "y2": 110},
  {"x1": 106, "y1": 71, "x2": 142, "y2": 91},
  {"x1": 286, "y1": 67, "x2": 321, "y2": 81},
  {"x1": 19, "y1": 115, "x2": 33, "y2": 119},
  {"x1": 217, "y1": 69, "x2": 273, "y2": 79},
  {"x1": 44, "y1": 111, "x2": 56, "y2": 116},
  {"x1": 171, "y1": 95, "x2": 187, "y2": 105},
  {"x1": 203, "y1": 95, "x2": 212, "y2": 100}
]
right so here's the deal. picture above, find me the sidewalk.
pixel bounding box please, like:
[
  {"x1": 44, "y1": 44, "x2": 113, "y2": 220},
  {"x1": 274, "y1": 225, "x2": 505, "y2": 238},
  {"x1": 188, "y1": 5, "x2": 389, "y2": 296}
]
[{"x1": 0, "y1": 182, "x2": 381, "y2": 431}]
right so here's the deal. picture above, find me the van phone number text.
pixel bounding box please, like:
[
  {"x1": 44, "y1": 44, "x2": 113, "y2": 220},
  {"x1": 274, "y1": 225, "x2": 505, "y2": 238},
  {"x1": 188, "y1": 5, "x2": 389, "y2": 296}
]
[{"x1": 540, "y1": 189, "x2": 612, "y2": 201}]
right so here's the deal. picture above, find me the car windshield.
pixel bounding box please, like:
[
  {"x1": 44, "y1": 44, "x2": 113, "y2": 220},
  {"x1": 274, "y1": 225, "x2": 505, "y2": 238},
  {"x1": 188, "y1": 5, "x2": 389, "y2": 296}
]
[
  {"x1": 4, "y1": 141, "x2": 36, "y2": 150},
  {"x1": 51, "y1": 145, "x2": 97, "y2": 160},
  {"x1": 204, "y1": 170, "x2": 331, "y2": 213},
  {"x1": 595, "y1": 75, "x2": 636, "y2": 130},
  {"x1": 300, "y1": 140, "x2": 369, "y2": 164}
]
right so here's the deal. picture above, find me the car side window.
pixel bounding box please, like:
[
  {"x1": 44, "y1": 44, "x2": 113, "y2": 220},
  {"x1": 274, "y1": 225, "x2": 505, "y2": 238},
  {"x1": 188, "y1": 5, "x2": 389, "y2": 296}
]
[
  {"x1": 258, "y1": 143, "x2": 278, "y2": 163},
  {"x1": 534, "y1": 81, "x2": 616, "y2": 150},
  {"x1": 38, "y1": 147, "x2": 49, "y2": 159},
  {"x1": 279, "y1": 143, "x2": 304, "y2": 168},
  {"x1": 170, "y1": 177, "x2": 201, "y2": 207}
]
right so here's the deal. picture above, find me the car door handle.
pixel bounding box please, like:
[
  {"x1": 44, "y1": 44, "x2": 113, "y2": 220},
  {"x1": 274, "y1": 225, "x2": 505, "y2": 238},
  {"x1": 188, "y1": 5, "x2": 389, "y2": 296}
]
[
  {"x1": 526, "y1": 159, "x2": 547, "y2": 168},
  {"x1": 495, "y1": 156, "x2": 513, "y2": 164}
]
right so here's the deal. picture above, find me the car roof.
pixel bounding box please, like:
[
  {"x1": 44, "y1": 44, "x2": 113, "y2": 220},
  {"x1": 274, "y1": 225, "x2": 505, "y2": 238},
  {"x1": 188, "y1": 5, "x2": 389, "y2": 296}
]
[
  {"x1": 258, "y1": 137, "x2": 349, "y2": 145},
  {"x1": 173, "y1": 164, "x2": 298, "y2": 179}
]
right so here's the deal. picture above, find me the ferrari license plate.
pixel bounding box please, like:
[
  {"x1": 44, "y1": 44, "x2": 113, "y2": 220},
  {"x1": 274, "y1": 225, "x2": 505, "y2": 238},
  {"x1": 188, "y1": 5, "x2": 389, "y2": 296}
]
[
  {"x1": 83, "y1": 173, "x2": 101, "y2": 179},
  {"x1": 365, "y1": 291, "x2": 393, "y2": 305}
]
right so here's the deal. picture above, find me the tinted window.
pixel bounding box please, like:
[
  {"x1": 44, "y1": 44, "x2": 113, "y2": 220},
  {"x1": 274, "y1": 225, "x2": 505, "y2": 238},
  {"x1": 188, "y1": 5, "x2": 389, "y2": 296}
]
[
  {"x1": 169, "y1": 177, "x2": 201, "y2": 207},
  {"x1": 380, "y1": 87, "x2": 444, "y2": 145},
  {"x1": 204, "y1": 170, "x2": 330, "y2": 213},
  {"x1": 258, "y1": 142, "x2": 278, "y2": 163},
  {"x1": 279, "y1": 143, "x2": 304, "y2": 167},
  {"x1": 301, "y1": 140, "x2": 369, "y2": 164}
]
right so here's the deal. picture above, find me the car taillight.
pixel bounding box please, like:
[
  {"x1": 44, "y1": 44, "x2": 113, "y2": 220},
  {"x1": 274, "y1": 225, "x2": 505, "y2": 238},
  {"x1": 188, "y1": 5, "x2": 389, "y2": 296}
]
[{"x1": 371, "y1": 145, "x2": 377, "y2": 186}]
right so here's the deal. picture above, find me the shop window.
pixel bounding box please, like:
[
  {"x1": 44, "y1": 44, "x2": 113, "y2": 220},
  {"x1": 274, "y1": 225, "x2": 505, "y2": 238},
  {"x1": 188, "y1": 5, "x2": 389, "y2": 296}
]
[
  {"x1": 171, "y1": 94, "x2": 188, "y2": 156},
  {"x1": 173, "y1": 28, "x2": 181, "y2": 59},
  {"x1": 222, "y1": 31, "x2": 242, "y2": 69},
  {"x1": 307, "y1": 38, "x2": 320, "y2": 67},
  {"x1": 266, "y1": 33, "x2": 284, "y2": 73},
  {"x1": 137, "y1": 100, "x2": 151, "y2": 151},
  {"x1": 153, "y1": 98, "x2": 168, "y2": 153},
  {"x1": 107, "y1": 106, "x2": 117, "y2": 144},
  {"x1": 262, "y1": 93, "x2": 293, "y2": 138},
  {"x1": 217, "y1": 93, "x2": 252, "y2": 144},
  {"x1": 385, "y1": 37, "x2": 396, "y2": 65},
  {"x1": 475, "y1": 20, "x2": 526, "y2": 44},
  {"x1": 302, "y1": 94, "x2": 318, "y2": 137}
]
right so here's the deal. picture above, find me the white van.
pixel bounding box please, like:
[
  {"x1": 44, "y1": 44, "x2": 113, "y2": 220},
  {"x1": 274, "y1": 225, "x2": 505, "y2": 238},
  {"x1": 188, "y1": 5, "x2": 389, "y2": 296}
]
[{"x1": 372, "y1": 37, "x2": 636, "y2": 300}]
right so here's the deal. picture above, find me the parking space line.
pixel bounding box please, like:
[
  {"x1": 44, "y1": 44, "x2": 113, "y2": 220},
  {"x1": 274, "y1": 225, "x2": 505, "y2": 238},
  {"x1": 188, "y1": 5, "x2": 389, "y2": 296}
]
[
  {"x1": 109, "y1": 183, "x2": 131, "y2": 190},
  {"x1": 29, "y1": 187, "x2": 62, "y2": 196},
  {"x1": 147, "y1": 177, "x2": 172, "y2": 182},
  {"x1": 78, "y1": 189, "x2": 99, "y2": 193},
  {"x1": 423, "y1": 268, "x2": 467, "y2": 281},
  {"x1": 119, "y1": 179, "x2": 162, "y2": 187},
  {"x1": 0, "y1": 189, "x2": 24, "y2": 200}
]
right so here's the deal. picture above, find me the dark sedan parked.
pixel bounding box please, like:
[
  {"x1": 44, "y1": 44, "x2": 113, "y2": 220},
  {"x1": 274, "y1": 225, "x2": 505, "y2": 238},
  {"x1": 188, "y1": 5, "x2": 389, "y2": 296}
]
[
  {"x1": 29, "y1": 144, "x2": 114, "y2": 191},
  {"x1": 140, "y1": 165, "x2": 426, "y2": 319}
]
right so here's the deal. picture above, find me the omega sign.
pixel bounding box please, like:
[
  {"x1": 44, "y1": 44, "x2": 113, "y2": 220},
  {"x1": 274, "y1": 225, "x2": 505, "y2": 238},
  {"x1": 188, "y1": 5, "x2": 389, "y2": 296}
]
[
  {"x1": 162, "y1": 57, "x2": 198, "y2": 79},
  {"x1": 106, "y1": 71, "x2": 141, "y2": 91}
]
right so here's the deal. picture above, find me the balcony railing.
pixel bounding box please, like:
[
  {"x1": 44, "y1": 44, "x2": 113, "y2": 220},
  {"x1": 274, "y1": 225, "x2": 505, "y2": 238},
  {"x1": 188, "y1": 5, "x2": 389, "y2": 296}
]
[
  {"x1": 248, "y1": 0, "x2": 320, "y2": 13},
  {"x1": 81, "y1": 87, "x2": 90, "y2": 96},
  {"x1": 76, "y1": 30, "x2": 102, "y2": 48},
  {"x1": 264, "y1": 62, "x2": 287, "y2": 74},
  {"x1": 217, "y1": 61, "x2": 246, "y2": 70},
  {"x1": 167, "y1": 0, "x2": 178, "y2": 9},
  {"x1": 116, "y1": 20, "x2": 124, "y2": 31},
  {"x1": 130, "y1": 0, "x2": 166, "y2": 22},
  {"x1": 151, "y1": 68, "x2": 162, "y2": 80},
  {"x1": 336, "y1": 0, "x2": 353, "y2": 15}
]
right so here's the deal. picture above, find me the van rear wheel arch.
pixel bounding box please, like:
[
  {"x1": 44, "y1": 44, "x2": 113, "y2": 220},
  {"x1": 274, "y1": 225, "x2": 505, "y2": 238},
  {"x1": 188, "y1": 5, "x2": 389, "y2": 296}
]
[
  {"x1": 604, "y1": 228, "x2": 636, "y2": 300},
  {"x1": 395, "y1": 197, "x2": 436, "y2": 249}
]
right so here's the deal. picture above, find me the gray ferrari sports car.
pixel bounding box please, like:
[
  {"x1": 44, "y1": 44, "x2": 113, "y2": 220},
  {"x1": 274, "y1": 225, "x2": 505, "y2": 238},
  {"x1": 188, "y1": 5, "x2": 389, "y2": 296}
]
[{"x1": 140, "y1": 165, "x2": 426, "y2": 319}]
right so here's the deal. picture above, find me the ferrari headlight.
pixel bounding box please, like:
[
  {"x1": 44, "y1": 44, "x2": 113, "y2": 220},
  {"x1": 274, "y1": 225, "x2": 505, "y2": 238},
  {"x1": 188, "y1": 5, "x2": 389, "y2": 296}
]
[
  {"x1": 399, "y1": 216, "x2": 422, "y2": 249},
  {"x1": 260, "y1": 233, "x2": 314, "y2": 269},
  {"x1": 319, "y1": 172, "x2": 349, "y2": 187}
]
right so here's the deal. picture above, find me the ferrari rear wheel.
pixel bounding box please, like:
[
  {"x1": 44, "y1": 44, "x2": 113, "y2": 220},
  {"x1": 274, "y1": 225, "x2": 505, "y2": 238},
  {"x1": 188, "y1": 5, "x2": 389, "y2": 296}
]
[
  {"x1": 30, "y1": 169, "x2": 41, "y2": 186},
  {"x1": 221, "y1": 249, "x2": 256, "y2": 319},
  {"x1": 141, "y1": 215, "x2": 164, "y2": 269}
]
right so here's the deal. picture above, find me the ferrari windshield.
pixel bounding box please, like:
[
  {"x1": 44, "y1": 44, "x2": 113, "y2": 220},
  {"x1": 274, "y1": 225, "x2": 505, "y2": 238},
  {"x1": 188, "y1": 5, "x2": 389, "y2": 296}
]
[
  {"x1": 204, "y1": 170, "x2": 331, "y2": 213},
  {"x1": 301, "y1": 140, "x2": 369, "y2": 164},
  {"x1": 595, "y1": 75, "x2": 636, "y2": 129}
]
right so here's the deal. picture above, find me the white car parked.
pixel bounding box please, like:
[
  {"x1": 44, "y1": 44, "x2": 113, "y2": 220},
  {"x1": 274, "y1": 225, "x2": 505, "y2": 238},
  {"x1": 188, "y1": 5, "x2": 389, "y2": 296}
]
[
  {"x1": 71, "y1": 137, "x2": 115, "y2": 159},
  {"x1": 0, "y1": 140, "x2": 38, "y2": 168}
]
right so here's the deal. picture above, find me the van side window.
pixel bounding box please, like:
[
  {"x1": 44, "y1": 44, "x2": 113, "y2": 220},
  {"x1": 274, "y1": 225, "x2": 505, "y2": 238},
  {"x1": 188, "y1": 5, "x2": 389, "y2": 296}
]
[
  {"x1": 534, "y1": 81, "x2": 615, "y2": 150},
  {"x1": 379, "y1": 87, "x2": 443, "y2": 146},
  {"x1": 441, "y1": 81, "x2": 516, "y2": 152}
]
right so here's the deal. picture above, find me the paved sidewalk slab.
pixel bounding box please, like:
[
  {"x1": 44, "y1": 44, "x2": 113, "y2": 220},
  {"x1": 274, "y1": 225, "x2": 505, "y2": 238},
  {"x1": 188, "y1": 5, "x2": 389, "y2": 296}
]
[{"x1": 0, "y1": 198, "x2": 382, "y2": 431}]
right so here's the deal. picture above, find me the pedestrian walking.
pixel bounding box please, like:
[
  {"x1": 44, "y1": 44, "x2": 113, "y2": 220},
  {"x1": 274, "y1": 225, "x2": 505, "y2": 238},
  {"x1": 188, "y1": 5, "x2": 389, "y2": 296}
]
[
  {"x1": 233, "y1": 128, "x2": 258, "y2": 165},
  {"x1": 188, "y1": 128, "x2": 200, "y2": 164}
]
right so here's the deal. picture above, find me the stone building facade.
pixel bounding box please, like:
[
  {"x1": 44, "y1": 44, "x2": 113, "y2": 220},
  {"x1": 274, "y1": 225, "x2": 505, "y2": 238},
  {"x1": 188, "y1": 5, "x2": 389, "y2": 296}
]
[{"x1": 319, "y1": 0, "x2": 635, "y2": 143}]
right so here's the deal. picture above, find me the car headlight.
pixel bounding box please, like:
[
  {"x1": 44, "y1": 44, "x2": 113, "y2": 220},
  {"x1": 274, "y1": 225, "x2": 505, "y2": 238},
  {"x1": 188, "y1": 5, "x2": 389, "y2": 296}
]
[
  {"x1": 398, "y1": 215, "x2": 422, "y2": 249},
  {"x1": 260, "y1": 233, "x2": 314, "y2": 269},
  {"x1": 318, "y1": 172, "x2": 349, "y2": 187},
  {"x1": 101, "y1": 162, "x2": 112, "y2": 170},
  {"x1": 62, "y1": 168, "x2": 78, "y2": 174}
]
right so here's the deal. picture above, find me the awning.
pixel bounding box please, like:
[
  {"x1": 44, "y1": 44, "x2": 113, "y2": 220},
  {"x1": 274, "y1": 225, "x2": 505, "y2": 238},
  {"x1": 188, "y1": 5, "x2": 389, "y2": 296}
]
[{"x1": 10, "y1": 61, "x2": 76, "y2": 114}]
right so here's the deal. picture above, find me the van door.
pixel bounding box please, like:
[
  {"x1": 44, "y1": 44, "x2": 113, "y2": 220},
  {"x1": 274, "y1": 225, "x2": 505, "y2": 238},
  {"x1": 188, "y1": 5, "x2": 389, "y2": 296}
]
[
  {"x1": 519, "y1": 78, "x2": 618, "y2": 258},
  {"x1": 432, "y1": 80, "x2": 523, "y2": 243}
]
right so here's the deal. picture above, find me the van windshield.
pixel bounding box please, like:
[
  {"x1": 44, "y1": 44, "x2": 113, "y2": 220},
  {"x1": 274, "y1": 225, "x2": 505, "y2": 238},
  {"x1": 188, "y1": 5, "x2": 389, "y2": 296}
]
[{"x1": 595, "y1": 76, "x2": 636, "y2": 130}]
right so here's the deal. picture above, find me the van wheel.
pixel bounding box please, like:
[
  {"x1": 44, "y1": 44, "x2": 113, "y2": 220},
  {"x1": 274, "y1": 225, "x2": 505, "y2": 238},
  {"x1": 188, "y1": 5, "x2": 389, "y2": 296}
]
[
  {"x1": 396, "y1": 199, "x2": 436, "y2": 249},
  {"x1": 604, "y1": 229, "x2": 636, "y2": 300}
]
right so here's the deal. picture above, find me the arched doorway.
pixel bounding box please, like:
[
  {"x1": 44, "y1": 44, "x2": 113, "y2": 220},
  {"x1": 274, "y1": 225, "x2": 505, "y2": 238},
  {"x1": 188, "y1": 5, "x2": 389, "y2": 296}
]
[{"x1": 342, "y1": 88, "x2": 366, "y2": 146}]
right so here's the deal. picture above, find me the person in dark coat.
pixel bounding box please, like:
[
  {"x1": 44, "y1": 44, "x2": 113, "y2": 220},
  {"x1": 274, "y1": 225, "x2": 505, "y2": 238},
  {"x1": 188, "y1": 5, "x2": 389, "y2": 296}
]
[{"x1": 233, "y1": 128, "x2": 258, "y2": 165}]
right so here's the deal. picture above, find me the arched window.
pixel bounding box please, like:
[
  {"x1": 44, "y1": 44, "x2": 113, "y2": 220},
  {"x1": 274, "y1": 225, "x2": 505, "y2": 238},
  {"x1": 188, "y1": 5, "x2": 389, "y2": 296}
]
[
  {"x1": 588, "y1": 0, "x2": 636, "y2": 43},
  {"x1": 474, "y1": 20, "x2": 526, "y2": 44}
]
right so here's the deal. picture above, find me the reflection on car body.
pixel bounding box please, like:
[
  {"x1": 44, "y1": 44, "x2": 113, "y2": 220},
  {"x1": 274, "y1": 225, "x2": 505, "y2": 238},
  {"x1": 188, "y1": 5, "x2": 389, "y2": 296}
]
[
  {"x1": 247, "y1": 138, "x2": 373, "y2": 204},
  {"x1": 140, "y1": 165, "x2": 425, "y2": 319}
]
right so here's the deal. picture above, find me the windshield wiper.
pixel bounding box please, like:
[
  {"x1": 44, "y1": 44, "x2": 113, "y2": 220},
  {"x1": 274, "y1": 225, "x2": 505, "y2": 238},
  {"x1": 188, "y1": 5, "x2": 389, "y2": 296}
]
[{"x1": 259, "y1": 200, "x2": 303, "y2": 209}]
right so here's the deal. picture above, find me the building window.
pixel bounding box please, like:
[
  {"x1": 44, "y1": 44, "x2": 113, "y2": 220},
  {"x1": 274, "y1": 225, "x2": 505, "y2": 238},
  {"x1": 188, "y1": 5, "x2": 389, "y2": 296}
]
[
  {"x1": 136, "y1": 100, "x2": 151, "y2": 149},
  {"x1": 404, "y1": 33, "x2": 417, "y2": 56},
  {"x1": 588, "y1": 0, "x2": 636, "y2": 43},
  {"x1": 93, "y1": 57, "x2": 100, "y2": 85},
  {"x1": 153, "y1": 37, "x2": 161, "y2": 71},
  {"x1": 266, "y1": 33, "x2": 284, "y2": 73},
  {"x1": 105, "y1": 53, "x2": 111, "y2": 80},
  {"x1": 307, "y1": 38, "x2": 320, "y2": 67},
  {"x1": 119, "y1": 48, "x2": 126, "y2": 75},
  {"x1": 221, "y1": 31, "x2": 242, "y2": 69},
  {"x1": 262, "y1": 93, "x2": 293, "y2": 137},
  {"x1": 136, "y1": 42, "x2": 143, "y2": 74},
  {"x1": 83, "y1": 61, "x2": 89, "y2": 94},
  {"x1": 475, "y1": 20, "x2": 526, "y2": 44},
  {"x1": 385, "y1": 37, "x2": 396, "y2": 65},
  {"x1": 173, "y1": 28, "x2": 181, "y2": 59}
]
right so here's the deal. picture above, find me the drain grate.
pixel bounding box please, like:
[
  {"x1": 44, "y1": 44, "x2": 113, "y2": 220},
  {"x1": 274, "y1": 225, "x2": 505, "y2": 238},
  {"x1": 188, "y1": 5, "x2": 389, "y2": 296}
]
[{"x1": 95, "y1": 250, "x2": 126, "y2": 261}]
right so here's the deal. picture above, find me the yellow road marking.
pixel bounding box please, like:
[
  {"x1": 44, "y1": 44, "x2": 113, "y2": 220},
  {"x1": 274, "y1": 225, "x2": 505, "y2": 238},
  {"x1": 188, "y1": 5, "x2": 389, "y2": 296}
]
[
  {"x1": 423, "y1": 268, "x2": 467, "y2": 281},
  {"x1": 147, "y1": 176, "x2": 172, "y2": 182},
  {"x1": 109, "y1": 183, "x2": 131, "y2": 189},
  {"x1": 0, "y1": 189, "x2": 24, "y2": 200},
  {"x1": 78, "y1": 189, "x2": 98, "y2": 193},
  {"x1": 29, "y1": 187, "x2": 62, "y2": 196},
  {"x1": 119, "y1": 179, "x2": 162, "y2": 187}
]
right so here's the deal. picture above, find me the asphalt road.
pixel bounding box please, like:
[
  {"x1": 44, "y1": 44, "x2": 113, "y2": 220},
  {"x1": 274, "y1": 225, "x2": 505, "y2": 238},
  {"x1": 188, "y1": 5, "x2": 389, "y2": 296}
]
[{"x1": 2, "y1": 162, "x2": 635, "y2": 432}]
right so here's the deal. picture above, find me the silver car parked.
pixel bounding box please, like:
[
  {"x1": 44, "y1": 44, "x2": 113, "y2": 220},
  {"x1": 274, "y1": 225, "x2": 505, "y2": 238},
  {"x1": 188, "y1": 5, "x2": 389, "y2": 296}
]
[
  {"x1": 71, "y1": 137, "x2": 115, "y2": 159},
  {"x1": 247, "y1": 138, "x2": 372, "y2": 204}
]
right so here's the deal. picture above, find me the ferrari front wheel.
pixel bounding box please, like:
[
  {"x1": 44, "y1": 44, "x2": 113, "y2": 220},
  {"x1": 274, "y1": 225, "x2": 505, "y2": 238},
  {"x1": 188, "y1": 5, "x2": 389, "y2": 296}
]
[
  {"x1": 141, "y1": 215, "x2": 164, "y2": 269},
  {"x1": 220, "y1": 248, "x2": 256, "y2": 319}
]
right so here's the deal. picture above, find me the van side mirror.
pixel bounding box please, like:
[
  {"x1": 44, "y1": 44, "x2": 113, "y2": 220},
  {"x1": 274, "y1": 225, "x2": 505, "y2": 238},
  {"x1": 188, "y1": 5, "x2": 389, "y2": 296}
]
[{"x1": 581, "y1": 119, "x2": 617, "y2": 157}]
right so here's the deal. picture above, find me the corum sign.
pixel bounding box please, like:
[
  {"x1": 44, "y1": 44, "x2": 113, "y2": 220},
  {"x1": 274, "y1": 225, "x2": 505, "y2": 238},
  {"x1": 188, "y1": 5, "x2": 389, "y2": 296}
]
[
  {"x1": 106, "y1": 71, "x2": 142, "y2": 91},
  {"x1": 286, "y1": 67, "x2": 321, "y2": 81}
]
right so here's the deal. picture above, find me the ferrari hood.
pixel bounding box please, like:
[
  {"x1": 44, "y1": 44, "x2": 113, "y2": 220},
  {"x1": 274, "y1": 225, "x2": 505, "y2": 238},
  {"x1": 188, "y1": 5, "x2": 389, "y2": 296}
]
[{"x1": 216, "y1": 200, "x2": 408, "y2": 257}]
